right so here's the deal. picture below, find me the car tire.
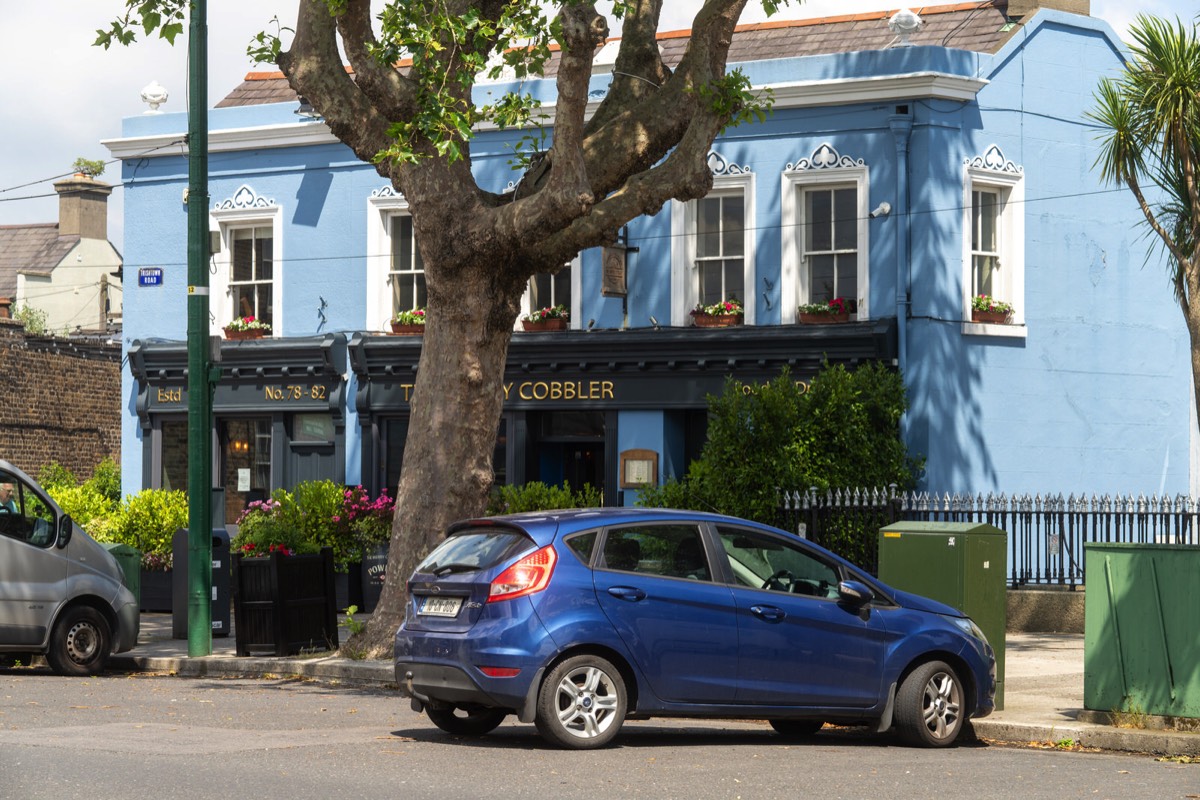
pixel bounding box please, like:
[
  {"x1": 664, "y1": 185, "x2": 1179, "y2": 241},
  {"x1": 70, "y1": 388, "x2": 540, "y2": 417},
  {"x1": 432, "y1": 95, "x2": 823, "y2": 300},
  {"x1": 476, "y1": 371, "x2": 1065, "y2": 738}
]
[
  {"x1": 894, "y1": 660, "x2": 965, "y2": 747},
  {"x1": 46, "y1": 606, "x2": 111, "y2": 677},
  {"x1": 535, "y1": 654, "x2": 627, "y2": 749},
  {"x1": 769, "y1": 719, "x2": 824, "y2": 738},
  {"x1": 425, "y1": 705, "x2": 508, "y2": 736}
]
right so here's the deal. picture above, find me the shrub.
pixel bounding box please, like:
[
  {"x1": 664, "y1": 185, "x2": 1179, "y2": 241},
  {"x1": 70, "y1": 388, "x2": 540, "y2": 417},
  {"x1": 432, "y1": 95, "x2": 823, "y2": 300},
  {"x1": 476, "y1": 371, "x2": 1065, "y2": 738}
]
[
  {"x1": 232, "y1": 492, "x2": 318, "y2": 558},
  {"x1": 487, "y1": 481, "x2": 602, "y2": 515},
  {"x1": 37, "y1": 462, "x2": 77, "y2": 492},
  {"x1": 115, "y1": 489, "x2": 189, "y2": 570},
  {"x1": 86, "y1": 457, "x2": 122, "y2": 502},
  {"x1": 638, "y1": 362, "x2": 921, "y2": 527},
  {"x1": 46, "y1": 483, "x2": 120, "y2": 542}
]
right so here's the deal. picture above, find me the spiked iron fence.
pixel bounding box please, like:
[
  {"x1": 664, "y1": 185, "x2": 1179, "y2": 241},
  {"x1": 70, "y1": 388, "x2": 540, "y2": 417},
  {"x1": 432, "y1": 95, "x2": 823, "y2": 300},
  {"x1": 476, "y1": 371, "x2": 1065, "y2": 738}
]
[{"x1": 778, "y1": 487, "x2": 1200, "y2": 589}]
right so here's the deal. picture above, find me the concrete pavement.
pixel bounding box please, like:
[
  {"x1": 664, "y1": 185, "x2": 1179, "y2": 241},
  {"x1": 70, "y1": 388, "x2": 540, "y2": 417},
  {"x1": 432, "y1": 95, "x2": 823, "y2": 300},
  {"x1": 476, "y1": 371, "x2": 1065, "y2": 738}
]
[{"x1": 110, "y1": 614, "x2": 1200, "y2": 756}]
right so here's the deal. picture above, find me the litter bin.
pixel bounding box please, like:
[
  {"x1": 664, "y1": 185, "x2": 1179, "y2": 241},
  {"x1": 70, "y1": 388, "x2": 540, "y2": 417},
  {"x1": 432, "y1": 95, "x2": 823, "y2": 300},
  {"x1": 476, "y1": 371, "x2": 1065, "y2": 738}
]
[
  {"x1": 103, "y1": 543, "x2": 142, "y2": 607},
  {"x1": 171, "y1": 528, "x2": 232, "y2": 639},
  {"x1": 878, "y1": 522, "x2": 1007, "y2": 710},
  {"x1": 1084, "y1": 543, "x2": 1200, "y2": 718}
]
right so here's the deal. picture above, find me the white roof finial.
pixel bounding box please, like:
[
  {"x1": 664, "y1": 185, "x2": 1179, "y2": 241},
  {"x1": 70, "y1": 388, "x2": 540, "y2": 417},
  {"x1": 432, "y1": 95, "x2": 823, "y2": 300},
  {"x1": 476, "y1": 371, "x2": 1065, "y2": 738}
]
[
  {"x1": 140, "y1": 80, "x2": 169, "y2": 113},
  {"x1": 889, "y1": 9, "x2": 924, "y2": 47}
]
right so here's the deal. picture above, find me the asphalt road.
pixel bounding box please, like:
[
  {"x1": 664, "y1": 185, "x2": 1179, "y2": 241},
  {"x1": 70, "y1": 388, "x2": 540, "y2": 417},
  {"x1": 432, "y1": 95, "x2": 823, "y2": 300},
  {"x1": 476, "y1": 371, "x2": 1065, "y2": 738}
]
[{"x1": 1, "y1": 671, "x2": 1196, "y2": 800}]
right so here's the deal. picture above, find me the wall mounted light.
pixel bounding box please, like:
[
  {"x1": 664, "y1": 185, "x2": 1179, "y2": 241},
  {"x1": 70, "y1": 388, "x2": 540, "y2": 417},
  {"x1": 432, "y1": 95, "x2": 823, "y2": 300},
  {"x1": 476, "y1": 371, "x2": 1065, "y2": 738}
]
[
  {"x1": 649, "y1": 315, "x2": 661, "y2": 331},
  {"x1": 870, "y1": 201, "x2": 892, "y2": 219}
]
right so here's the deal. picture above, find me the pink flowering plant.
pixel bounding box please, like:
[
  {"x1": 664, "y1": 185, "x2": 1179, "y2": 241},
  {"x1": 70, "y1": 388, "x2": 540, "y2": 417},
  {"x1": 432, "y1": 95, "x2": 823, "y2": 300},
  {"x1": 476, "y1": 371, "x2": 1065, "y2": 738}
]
[
  {"x1": 691, "y1": 298, "x2": 744, "y2": 317},
  {"x1": 798, "y1": 297, "x2": 856, "y2": 316},
  {"x1": 393, "y1": 307, "x2": 427, "y2": 325},
  {"x1": 225, "y1": 315, "x2": 272, "y2": 332},
  {"x1": 970, "y1": 295, "x2": 1013, "y2": 314},
  {"x1": 231, "y1": 494, "x2": 317, "y2": 557},
  {"x1": 522, "y1": 304, "x2": 569, "y2": 323},
  {"x1": 340, "y1": 485, "x2": 395, "y2": 552}
]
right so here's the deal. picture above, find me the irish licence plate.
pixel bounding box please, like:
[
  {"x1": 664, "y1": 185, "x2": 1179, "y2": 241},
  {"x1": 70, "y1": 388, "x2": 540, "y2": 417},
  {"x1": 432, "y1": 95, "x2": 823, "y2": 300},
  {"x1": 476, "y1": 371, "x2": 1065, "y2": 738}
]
[{"x1": 419, "y1": 596, "x2": 463, "y2": 617}]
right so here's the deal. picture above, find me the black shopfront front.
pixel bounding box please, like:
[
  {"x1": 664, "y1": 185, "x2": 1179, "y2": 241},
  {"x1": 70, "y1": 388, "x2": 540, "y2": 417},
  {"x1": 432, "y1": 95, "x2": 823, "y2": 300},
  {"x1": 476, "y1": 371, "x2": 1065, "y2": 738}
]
[
  {"x1": 129, "y1": 334, "x2": 348, "y2": 525},
  {"x1": 351, "y1": 319, "x2": 896, "y2": 505}
]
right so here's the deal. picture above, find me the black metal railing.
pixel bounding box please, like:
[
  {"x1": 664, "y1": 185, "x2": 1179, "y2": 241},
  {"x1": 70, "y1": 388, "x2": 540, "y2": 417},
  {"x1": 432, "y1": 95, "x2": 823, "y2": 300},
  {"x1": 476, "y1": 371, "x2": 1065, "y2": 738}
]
[{"x1": 778, "y1": 487, "x2": 1200, "y2": 589}]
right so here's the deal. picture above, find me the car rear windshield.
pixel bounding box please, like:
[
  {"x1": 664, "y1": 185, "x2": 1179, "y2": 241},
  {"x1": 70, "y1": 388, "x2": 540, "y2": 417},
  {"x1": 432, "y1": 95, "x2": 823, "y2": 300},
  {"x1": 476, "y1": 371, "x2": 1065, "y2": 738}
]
[{"x1": 416, "y1": 528, "x2": 533, "y2": 576}]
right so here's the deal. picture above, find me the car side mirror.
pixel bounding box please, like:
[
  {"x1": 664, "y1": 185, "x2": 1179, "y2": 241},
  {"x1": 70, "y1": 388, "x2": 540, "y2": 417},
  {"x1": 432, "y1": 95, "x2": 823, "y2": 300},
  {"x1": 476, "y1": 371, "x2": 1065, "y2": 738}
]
[
  {"x1": 56, "y1": 515, "x2": 73, "y2": 548},
  {"x1": 837, "y1": 579, "x2": 874, "y2": 607}
]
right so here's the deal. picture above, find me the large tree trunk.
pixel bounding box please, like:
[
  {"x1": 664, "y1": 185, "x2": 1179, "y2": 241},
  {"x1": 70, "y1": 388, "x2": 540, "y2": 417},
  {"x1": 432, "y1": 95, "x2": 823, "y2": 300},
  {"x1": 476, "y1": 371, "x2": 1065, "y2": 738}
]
[{"x1": 350, "y1": 258, "x2": 524, "y2": 656}]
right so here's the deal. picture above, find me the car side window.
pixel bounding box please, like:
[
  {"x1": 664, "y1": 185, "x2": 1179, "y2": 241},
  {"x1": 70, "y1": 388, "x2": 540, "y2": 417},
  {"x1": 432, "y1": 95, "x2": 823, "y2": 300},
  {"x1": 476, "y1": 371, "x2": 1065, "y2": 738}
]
[
  {"x1": 716, "y1": 526, "x2": 841, "y2": 599},
  {"x1": 600, "y1": 524, "x2": 712, "y2": 581},
  {"x1": 0, "y1": 472, "x2": 55, "y2": 548},
  {"x1": 563, "y1": 531, "x2": 598, "y2": 565}
]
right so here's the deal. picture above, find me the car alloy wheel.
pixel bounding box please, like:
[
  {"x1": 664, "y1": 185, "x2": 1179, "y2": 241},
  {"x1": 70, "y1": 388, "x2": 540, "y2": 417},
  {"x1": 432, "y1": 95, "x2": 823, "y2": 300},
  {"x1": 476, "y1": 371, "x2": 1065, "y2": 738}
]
[
  {"x1": 895, "y1": 660, "x2": 964, "y2": 747},
  {"x1": 535, "y1": 654, "x2": 626, "y2": 749}
]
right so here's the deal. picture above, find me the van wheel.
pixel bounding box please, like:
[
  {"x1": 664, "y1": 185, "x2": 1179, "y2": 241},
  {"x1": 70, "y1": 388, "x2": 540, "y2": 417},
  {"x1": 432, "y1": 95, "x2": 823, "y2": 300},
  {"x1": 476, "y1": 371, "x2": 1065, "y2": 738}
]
[
  {"x1": 895, "y1": 660, "x2": 965, "y2": 747},
  {"x1": 535, "y1": 654, "x2": 626, "y2": 749},
  {"x1": 47, "y1": 607, "x2": 111, "y2": 676},
  {"x1": 425, "y1": 705, "x2": 508, "y2": 736}
]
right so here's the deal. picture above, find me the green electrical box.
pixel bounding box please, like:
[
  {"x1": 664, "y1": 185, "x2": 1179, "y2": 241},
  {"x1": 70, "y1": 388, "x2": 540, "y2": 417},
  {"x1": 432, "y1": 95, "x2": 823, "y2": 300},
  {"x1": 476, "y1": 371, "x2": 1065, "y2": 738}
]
[
  {"x1": 1085, "y1": 543, "x2": 1200, "y2": 719},
  {"x1": 878, "y1": 522, "x2": 1007, "y2": 710}
]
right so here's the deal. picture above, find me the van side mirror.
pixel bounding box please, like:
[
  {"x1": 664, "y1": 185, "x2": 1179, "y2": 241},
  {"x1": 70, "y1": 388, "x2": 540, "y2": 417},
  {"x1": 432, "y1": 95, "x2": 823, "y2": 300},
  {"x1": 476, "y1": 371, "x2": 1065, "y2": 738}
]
[{"x1": 56, "y1": 515, "x2": 73, "y2": 548}]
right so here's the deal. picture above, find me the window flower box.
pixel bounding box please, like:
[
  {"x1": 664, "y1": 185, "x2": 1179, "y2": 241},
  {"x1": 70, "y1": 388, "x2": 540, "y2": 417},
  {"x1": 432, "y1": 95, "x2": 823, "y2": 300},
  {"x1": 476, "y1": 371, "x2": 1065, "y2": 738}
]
[
  {"x1": 522, "y1": 304, "x2": 569, "y2": 331},
  {"x1": 224, "y1": 316, "x2": 271, "y2": 339},
  {"x1": 798, "y1": 297, "x2": 854, "y2": 324},
  {"x1": 691, "y1": 298, "x2": 744, "y2": 328},
  {"x1": 970, "y1": 295, "x2": 1013, "y2": 325},
  {"x1": 390, "y1": 308, "x2": 426, "y2": 335}
]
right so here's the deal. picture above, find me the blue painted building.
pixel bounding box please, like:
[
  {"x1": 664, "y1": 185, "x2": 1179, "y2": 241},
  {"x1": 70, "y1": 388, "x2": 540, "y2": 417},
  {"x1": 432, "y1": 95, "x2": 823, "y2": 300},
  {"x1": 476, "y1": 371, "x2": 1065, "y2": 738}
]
[{"x1": 105, "y1": 1, "x2": 1193, "y2": 525}]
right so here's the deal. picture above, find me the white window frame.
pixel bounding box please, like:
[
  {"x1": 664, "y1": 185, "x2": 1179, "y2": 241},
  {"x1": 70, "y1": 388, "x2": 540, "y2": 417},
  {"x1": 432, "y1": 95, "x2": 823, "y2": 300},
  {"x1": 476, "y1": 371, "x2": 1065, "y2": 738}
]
[
  {"x1": 962, "y1": 147, "x2": 1025, "y2": 338},
  {"x1": 367, "y1": 188, "x2": 422, "y2": 333},
  {"x1": 781, "y1": 149, "x2": 869, "y2": 322},
  {"x1": 210, "y1": 185, "x2": 283, "y2": 337},
  {"x1": 670, "y1": 164, "x2": 756, "y2": 326},
  {"x1": 517, "y1": 256, "x2": 581, "y2": 330}
]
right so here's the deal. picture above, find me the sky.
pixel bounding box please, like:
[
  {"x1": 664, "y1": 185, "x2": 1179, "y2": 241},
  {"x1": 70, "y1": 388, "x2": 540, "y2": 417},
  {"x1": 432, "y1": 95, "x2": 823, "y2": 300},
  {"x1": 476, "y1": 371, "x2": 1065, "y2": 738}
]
[{"x1": 0, "y1": 0, "x2": 1193, "y2": 248}]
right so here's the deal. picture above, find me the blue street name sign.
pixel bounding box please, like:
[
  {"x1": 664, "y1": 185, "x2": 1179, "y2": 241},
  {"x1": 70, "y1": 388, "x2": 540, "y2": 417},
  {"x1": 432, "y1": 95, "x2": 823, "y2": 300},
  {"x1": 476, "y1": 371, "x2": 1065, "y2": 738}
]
[{"x1": 138, "y1": 267, "x2": 164, "y2": 287}]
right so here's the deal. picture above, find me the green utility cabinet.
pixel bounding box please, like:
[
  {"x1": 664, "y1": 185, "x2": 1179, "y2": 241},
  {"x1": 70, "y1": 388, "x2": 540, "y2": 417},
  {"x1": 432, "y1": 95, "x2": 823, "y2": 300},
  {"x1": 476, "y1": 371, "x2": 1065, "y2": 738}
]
[
  {"x1": 1084, "y1": 543, "x2": 1200, "y2": 719},
  {"x1": 878, "y1": 522, "x2": 1007, "y2": 710}
]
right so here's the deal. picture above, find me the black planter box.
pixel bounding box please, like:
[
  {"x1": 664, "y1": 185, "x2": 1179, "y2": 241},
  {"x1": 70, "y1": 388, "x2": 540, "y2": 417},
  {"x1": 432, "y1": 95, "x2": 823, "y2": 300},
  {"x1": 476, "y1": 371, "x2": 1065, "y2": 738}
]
[
  {"x1": 140, "y1": 569, "x2": 173, "y2": 613},
  {"x1": 232, "y1": 547, "x2": 339, "y2": 657}
]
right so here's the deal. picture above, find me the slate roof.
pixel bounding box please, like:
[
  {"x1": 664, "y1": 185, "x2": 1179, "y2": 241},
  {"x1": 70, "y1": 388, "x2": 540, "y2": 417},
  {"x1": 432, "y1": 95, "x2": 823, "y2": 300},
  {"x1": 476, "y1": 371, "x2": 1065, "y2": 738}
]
[
  {"x1": 0, "y1": 224, "x2": 78, "y2": 298},
  {"x1": 216, "y1": 1, "x2": 1014, "y2": 108}
]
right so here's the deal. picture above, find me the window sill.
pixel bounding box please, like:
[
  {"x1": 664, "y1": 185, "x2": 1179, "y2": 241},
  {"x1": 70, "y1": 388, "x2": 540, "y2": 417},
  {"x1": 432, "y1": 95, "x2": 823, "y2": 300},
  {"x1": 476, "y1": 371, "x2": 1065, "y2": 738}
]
[{"x1": 961, "y1": 320, "x2": 1027, "y2": 339}]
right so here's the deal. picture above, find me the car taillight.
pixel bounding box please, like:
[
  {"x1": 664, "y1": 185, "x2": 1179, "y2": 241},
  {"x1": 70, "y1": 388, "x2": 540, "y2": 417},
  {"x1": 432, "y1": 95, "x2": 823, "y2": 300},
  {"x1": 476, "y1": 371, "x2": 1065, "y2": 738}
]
[{"x1": 488, "y1": 545, "x2": 557, "y2": 602}]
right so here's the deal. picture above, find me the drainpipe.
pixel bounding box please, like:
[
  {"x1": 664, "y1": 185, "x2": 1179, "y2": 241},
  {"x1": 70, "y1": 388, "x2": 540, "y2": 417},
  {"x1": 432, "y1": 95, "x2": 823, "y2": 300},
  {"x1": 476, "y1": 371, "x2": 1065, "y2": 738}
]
[{"x1": 888, "y1": 112, "x2": 914, "y2": 430}]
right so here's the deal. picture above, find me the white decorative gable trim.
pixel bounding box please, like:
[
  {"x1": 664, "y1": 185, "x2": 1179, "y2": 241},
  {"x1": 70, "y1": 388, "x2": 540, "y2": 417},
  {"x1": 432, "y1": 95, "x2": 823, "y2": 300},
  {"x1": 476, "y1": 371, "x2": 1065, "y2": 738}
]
[
  {"x1": 707, "y1": 151, "x2": 752, "y2": 176},
  {"x1": 787, "y1": 143, "x2": 865, "y2": 172},
  {"x1": 213, "y1": 184, "x2": 276, "y2": 211},
  {"x1": 370, "y1": 185, "x2": 403, "y2": 199},
  {"x1": 966, "y1": 145, "x2": 1022, "y2": 174}
]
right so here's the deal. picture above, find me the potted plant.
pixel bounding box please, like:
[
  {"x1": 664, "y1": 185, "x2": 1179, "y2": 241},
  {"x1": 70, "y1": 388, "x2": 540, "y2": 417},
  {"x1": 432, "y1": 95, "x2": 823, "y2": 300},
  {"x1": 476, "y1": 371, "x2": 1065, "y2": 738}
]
[
  {"x1": 223, "y1": 315, "x2": 271, "y2": 340},
  {"x1": 690, "y1": 298, "x2": 744, "y2": 327},
  {"x1": 798, "y1": 297, "x2": 854, "y2": 324},
  {"x1": 970, "y1": 295, "x2": 1014, "y2": 324},
  {"x1": 340, "y1": 485, "x2": 395, "y2": 612},
  {"x1": 522, "y1": 304, "x2": 569, "y2": 331},
  {"x1": 230, "y1": 493, "x2": 338, "y2": 656},
  {"x1": 390, "y1": 307, "x2": 426, "y2": 335}
]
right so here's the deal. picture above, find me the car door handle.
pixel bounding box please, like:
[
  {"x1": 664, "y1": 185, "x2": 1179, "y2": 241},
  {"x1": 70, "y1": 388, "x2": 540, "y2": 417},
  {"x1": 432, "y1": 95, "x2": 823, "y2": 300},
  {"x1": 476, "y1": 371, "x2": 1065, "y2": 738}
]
[
  {"x1": 607, "y1": 586, "x2": 646, "y2": 602},
  {"x1": 750, "y1": 605, "x2": 786, "y2": 623}
]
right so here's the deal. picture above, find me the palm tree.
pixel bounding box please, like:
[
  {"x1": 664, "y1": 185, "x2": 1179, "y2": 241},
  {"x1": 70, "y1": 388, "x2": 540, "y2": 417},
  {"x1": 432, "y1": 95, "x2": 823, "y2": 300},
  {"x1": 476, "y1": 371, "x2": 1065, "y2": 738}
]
[{"x1": 1089, "y1": 14, "x2": 1200, "y2": 425}]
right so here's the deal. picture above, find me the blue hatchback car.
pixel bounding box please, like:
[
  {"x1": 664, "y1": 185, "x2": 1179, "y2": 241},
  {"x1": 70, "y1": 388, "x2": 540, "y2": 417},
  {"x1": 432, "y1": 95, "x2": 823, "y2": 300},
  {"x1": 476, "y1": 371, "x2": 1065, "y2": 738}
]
[{"x1": 395, "y1": 508, "x2": 995, "y2": 749}]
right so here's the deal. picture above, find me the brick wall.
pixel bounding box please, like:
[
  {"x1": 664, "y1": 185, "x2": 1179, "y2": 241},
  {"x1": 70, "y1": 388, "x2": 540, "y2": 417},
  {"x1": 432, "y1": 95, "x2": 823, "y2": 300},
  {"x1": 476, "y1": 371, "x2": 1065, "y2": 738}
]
[{"x1": 0, "y1": 319, "x2": 121, "y2": 479}]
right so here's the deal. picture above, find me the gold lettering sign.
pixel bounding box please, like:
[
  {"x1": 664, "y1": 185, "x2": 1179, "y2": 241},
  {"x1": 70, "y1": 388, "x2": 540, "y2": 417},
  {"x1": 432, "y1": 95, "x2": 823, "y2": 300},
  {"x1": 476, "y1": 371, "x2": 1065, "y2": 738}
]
[
  {"x1": 264, "y1": 385, "x2": 329, "y2": 402},
  {"x1": 505, "y1": 380, "x2": 615, "y2": 402},
  {"x1": 156, "y1": 387, "x2": 182, "y2": 403}
]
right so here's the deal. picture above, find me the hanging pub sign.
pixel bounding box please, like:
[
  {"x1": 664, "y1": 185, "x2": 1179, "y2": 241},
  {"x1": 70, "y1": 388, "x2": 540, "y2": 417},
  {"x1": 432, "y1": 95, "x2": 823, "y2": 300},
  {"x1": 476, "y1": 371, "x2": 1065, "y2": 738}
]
[{"x1": 601, "y1": 246, "x2": 627, "y2": 298}]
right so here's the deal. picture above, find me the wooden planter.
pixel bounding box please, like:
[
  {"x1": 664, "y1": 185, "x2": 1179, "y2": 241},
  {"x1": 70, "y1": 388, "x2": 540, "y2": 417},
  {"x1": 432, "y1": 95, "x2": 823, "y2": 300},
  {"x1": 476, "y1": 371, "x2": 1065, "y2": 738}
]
[
  {"x1": 232, "y1": 547, "x2": 339, "y2": 656},
  {"x1": 224, "y1": 327, "x2": 267, "y2": 340},
  {"x1": 798, "y1": 312, "x2": 850, "y2": 324},
  {"x1": 389, "y1": 322, "x2": 425, "y2": 335},
  {"x1": 971, "y1": 309, "x2": 1011, "y2": 324},
  {"x1": 691, "y1": 314, "x2": 744, "y2": 328},
  {"x1": 522, "y1": 318, "x2": 568, "y2": 332}
]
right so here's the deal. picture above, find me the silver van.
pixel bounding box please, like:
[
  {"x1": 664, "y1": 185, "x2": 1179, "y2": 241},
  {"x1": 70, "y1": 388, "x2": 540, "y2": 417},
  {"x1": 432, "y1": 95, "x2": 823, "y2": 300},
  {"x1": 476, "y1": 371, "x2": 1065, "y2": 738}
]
[{"x1": 0, "y1": 460, "x2": 139, "y2": 675}]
